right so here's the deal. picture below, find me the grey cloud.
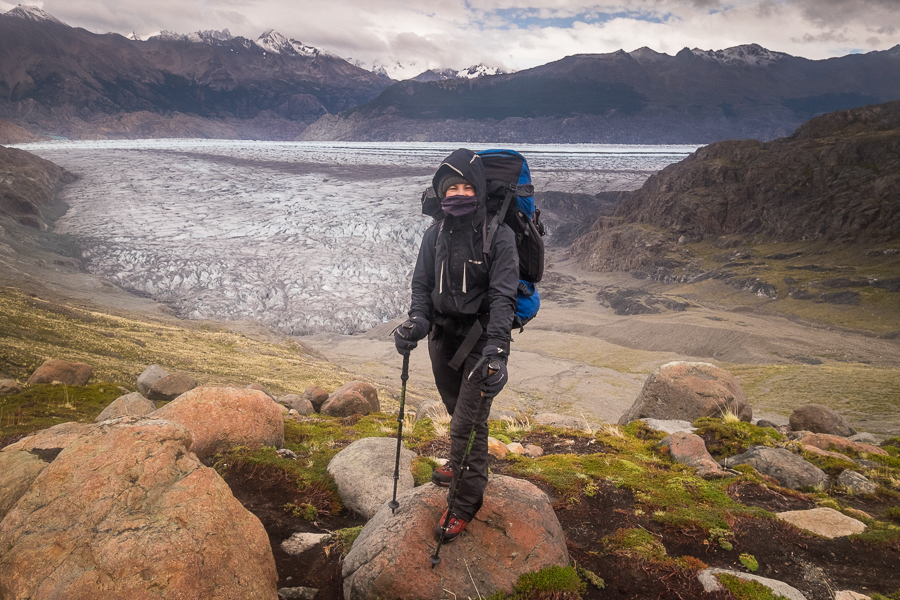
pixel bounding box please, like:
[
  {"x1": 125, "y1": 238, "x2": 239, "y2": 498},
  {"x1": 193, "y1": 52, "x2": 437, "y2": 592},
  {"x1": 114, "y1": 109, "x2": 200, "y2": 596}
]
[{"x1": 791, "y1": 0, "x2": 900, "y2": 27}]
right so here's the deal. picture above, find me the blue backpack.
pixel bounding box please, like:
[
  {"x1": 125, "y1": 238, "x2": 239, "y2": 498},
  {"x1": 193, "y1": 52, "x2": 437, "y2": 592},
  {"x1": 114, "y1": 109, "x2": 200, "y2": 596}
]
[{"x1": 478, "y1": 149, "x2": 545, "y2": 330}]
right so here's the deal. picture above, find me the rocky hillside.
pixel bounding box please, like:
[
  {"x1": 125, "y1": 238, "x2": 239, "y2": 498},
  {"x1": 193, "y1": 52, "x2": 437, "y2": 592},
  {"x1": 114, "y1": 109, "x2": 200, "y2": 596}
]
[
  {"x1": 302, "y1": 44, "x2": 900, "y2": 144},
  {"x1": 0, "y1": 144, "x2": 75, "y2": 232},
  {"x1": 570, "y1": 101, "x2": 900, "y2": 333},
  {"x1": 613, "y1": 100, "x2": 900, "y2": 243},
  {"x1": 0, "y1": 9, "x2": 391, "y2": 140}
]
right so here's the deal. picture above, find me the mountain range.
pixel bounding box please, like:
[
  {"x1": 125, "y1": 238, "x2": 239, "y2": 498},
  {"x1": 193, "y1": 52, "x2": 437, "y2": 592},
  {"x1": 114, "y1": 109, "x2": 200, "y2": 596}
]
[
  {"x1": 303, "y1": 44, "x2": 900, "y2": 144},
  {"x1": 0, "y1": 6, "x2": 391, "y2": 139},
  {"x1": 2, "y1": 6, "x2": 900, "y2": 143}
]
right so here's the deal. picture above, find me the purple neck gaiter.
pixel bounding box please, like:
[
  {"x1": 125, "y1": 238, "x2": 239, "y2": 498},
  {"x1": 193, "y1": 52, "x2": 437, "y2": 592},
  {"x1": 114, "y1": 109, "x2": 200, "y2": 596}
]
[{"x1": 441, "y1": 194, "x2": 478, "y2": 217}]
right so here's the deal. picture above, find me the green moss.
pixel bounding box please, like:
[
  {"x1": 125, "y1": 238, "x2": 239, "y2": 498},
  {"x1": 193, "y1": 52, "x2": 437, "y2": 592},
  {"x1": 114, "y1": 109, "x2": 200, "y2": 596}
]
[
  {"x1": 285, "y1": 502, "x2": 318, "y2": 521},
  {"x1": 717, "y1": 573, "x2": 790, "y2": 600},
  {"x1": 486, "y1": 565, "x2": 586, "y2": 600},
  {"x1": 692, "y1": 417, "x2": 783, "y2": 459},
  {"x1": 849, "y1": 521, "x2": 900, "y2": 549},
  {"x1": 411, "y1": 455, "x2": 437, "y2": 486},
  {"x1": 494, "y1": 433, "x2": 513, "y2": 445},
  {"x1": 739, "y1": 553, "x2": 759, "y2": 572},
  {"x1": 0, "y1": 383, "x2": 123, "y2": 443},
  {"x1": 885, "y1": 507, "x2": 900, "y2": 523},
  {"x1": 604, "y1": 528, "x2": 667, "y2": 562},
  {"x1": 575, "y1": 565, "x2": 604, "y2": 590}
]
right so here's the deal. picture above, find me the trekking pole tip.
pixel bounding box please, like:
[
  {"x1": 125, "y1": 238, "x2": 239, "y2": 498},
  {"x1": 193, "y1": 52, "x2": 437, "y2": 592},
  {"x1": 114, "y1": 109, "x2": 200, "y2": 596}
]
[
  {"x1": 388, "y1": 500, "x2": 399, "y2": 513},
  {"x1": 429, "y1": 554, "x2": 441, "y2": 567}
]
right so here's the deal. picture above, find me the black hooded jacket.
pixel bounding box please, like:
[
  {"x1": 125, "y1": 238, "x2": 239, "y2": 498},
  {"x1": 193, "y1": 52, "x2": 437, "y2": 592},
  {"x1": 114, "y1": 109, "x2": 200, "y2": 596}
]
[{"x1": 409, "y1": 148, "x2": 519, "y2": 350}]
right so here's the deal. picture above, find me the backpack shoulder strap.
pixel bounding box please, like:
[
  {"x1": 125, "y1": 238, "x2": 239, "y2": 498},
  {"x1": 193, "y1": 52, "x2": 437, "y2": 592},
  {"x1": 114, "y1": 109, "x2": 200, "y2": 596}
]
[{"x1": 483, "y1": 183, "x2": 516, "y2": 255}]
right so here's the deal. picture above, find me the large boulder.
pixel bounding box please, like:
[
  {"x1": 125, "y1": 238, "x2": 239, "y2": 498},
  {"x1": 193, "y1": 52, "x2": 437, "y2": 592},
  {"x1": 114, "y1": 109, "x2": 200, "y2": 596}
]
[
  {"x1": 151, "y1": 386, "x2": 284, "y2": 459},
  {"x1": 789, "y1": 404, "x2": 856, "y2": 436},
  {"x1": 0, "y1": 379, "x2": 22, "y2": 397},
  {"x1": 327, "y1": 437, "x2": 415, "y2": 519},
  {"x1": 320, "y1": 381, "x2": 379, "y2": 417},
  {"x1": 136, "y1": 364, "x2": 168, "y2": 397},
  {"x1": 0, "y1": 417, "x2": 278, "y2": 599},
  {"x1": 26, "y1": 359, "x2": 92, "y2": 386},
  {"x1": 147, "y1": 373, "x2": 198, "y2": 402},
  {"x1": 343, "y1": 475, "x2": 569, "y2": 600},
  {"x1": 776, "y1": 507, "x2": 866, "y2": 538},
  {"x1": 657, "y1": 431, "x2": 731, "y2": 478},
  {"x1": 0, "y1": 422, "x2": 93, "y2": 521},
  {"x1": 794, "y1": 432, "x2": 887, "y2": 456},
  {"x1": 837, "y1": 470, "x2": 878, "y2": 494},
  {"x1": 301, "y1": 385, "x2": 330, "y2": 412},
  {"x1": 720, "y1": 446, "x2": 829, "y2": 491},
  {"x1": 278, "y1": 394, "x2": 314, "y2": 416},
  {"x1": 698, "y1": 568, "x2": 807, "y2": 600},
  {"x1": 618, "y1": 361, "x2": 752, "y2": 425},
  {"x1": 94, "y1": 392, "x2": 157, "y2": 422}
]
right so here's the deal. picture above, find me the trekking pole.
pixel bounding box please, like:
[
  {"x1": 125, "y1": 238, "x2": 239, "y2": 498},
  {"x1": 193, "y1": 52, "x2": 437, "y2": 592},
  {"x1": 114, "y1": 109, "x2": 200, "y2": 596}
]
[
  {"x1": 430, "y1": 358, "x2": 499, "y2": 568},
  {"x1": 389, "y1": 352, "x2": 411, "y2": 515}
]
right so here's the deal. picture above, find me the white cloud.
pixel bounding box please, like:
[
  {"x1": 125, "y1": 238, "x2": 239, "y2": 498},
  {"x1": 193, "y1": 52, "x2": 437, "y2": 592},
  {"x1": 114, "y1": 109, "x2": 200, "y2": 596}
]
[{"x1": 19, "y1": 0, "x2": 900, "y2": 76}]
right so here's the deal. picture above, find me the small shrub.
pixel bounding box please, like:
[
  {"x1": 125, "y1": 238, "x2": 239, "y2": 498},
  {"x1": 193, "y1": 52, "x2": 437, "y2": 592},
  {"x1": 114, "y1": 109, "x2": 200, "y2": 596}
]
[
  {"x1": 885, "y1": 506, "x2": 900, "y2": 523},
  {"x1": 285, "y1": 502, "x2": 318, "y2": 521},
  {"x1": 739, "y1": 553, "x2": 759, "y2": 572},
  {"x1": 329, "y1": 526, "x2": 363, "y2": 555},
  {"x1": 575, "y1": 565, "x2": 605, "y2": 590}
]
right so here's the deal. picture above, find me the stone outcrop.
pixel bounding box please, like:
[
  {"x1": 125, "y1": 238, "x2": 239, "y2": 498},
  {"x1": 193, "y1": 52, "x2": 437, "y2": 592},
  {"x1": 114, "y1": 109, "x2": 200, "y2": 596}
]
[
  {"x1": 0, "y1": 379, "x2": 22, "y2": 397},
  {"x1": 794, "y1": 432, "x2": 887, "y2": 456},
  {"x1": 534, "y1": 413, "x2": 593, "y2": 431},
  {"x1": 147, "y1": 372, "x2": 198, "y2": 402},
  {"x1": 789, "y1": 404, "x2": 856, "y2": 437},
  {"x1": 151, "y1": 386, "x2": 284, "y2": 459},
  {"x1": 326, "y1": 437, "x2": 414, "y2": 519},
  {"x1": 776, "y1": 507, "x2": 866, "y2": 538},
  {"x1": 320, "y1": 381, "x2": 379, "y2": 417},
  {"x1": 837, "y1": 470, "x2": 878, "y2": 494},
  {"x1": 619, "y1": 361, "x2": 752, "y2": 425},
  {"x1": 343, "y1": 475, "x2": 569, "y2": 600},
  {"x1": 26, "y1": 359, "x2": 93, "y2": 386},
  {"x1": 247, "y1": 383, "x2": 274, "y2": 399},
  {"x1": 720, "y1": 446, "x2": 829, "y2": 491},
  {"x1": 94, "y1": 391, "x2": 157, "y2": 422},
  {"x1": 658, "y1": 431, "x2": 732, "y2": 479},
  {"x1": 136, "y1": 364, "x2": 168, "y2": 397},
  {"x1": 0, "y1": 417, "x2": 278, "y2": 599},
  {"x1": 0, "y1": 422, "x2": 93, "y2": 521}
]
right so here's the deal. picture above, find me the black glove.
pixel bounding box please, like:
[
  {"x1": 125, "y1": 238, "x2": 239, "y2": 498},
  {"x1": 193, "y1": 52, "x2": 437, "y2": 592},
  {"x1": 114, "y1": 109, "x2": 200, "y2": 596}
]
[
  {"x1": 393, "y1": 316, "x2": 430, "y2": 355},
  {"x1": 480, "y1": 345, "x2": 508, "y2": 397}
]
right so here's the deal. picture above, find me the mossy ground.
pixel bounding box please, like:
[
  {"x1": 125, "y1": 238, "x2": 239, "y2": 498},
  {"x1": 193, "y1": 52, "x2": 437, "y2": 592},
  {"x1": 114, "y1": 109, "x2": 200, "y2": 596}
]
[{"x1": 668, "y1": 238, "x2": 900, "y2": 335}]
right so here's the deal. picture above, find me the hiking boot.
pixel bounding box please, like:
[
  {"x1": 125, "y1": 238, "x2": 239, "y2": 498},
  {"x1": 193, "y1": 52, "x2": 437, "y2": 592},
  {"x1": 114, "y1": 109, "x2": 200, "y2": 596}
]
[
  {"x1": 434, "y1": 510, "x2": 468, "y2": 543},
  {"x1": 431, "y1": 463, "x2": 453, "y2": 487}
]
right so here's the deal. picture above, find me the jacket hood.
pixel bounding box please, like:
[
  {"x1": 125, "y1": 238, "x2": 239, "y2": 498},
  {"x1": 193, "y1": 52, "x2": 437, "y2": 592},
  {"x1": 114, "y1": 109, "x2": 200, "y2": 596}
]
[{"x1": 432, "y1": 148, "x2": 486, "y2": 207}]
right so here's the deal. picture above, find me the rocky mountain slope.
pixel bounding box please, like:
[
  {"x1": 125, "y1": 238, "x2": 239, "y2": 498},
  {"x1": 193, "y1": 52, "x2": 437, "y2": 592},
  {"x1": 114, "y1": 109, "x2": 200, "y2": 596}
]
[
  {"x1": 0, "y1": 8, "x2": 391, "y2": 139},
  {"x1": 570, "y1": 100, "x2": 900, "y2": 332},
  {"x1": 302, "y1": 44, "x2": 900, "y2": 144}
]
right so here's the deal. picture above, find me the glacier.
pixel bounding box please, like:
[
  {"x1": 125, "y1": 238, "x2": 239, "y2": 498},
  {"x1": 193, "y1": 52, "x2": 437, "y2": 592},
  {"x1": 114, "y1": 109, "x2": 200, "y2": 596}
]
[{"x1": 16, "y1": 140, "x2": 695, "y2": 334}]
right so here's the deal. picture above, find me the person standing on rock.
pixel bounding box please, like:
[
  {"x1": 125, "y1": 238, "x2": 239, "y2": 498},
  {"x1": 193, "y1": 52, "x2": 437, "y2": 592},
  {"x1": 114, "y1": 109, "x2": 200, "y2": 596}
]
[{"x1": 394, "y1": 148, "x2": 519, "y2": 542}]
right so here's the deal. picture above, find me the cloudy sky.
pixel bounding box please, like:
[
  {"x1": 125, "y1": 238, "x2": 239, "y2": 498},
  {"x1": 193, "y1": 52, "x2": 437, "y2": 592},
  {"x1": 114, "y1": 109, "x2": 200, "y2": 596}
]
[{"x1": 4, "y1": 0, "x2": 899, "y2": 78}]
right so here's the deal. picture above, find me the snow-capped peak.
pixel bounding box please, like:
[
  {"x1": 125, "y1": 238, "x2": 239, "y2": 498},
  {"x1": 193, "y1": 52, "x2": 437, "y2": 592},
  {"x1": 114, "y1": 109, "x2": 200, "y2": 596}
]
[
  {"x1": 127, "y1": 31, "x2": 142, "y2": 41},
  {"x1": 691, "y1": 44, "x2": 787, "y2": 66},
  {"x1": 457, "y1": 64, "x2": 508, "y2": 78},
  {"x1": 254, "y1": 29, "x2": 321, "y2": 57},
  {"x1": 5, "y1": 4, "x2": 65, "y2": 25},
  {"x1": 152, "y1": 29, "x2": 234, "y2": 44}
]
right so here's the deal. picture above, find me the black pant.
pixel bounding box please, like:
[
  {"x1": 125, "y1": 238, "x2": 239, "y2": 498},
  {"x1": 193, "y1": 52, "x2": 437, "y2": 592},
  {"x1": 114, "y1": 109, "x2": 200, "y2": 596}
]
[{"x1": 428, "y1": 328, "x2": 492, "y2": 522}]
